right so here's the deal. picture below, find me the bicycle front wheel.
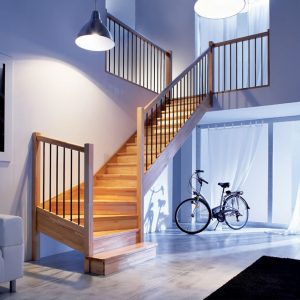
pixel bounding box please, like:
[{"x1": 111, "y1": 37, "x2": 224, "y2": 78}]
[
  {"x1": 175, "y1": 198, "x2": 211, "y2": 234},
  {"x1": 223, "y1": 195, "x2": 249, "y2": 230}
]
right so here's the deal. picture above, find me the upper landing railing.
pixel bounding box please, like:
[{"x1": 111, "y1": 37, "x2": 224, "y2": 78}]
[{"x1": 106, "y1": 13, "x2": 172, "y2": 93}]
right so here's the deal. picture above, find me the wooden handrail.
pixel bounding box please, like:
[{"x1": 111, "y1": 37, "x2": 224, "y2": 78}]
[
  {"x1": 213, "y1": 30, "x2": 269, "y2": 47},
  {"x1": 107, "y1": 13, "x2": 169, "y2": 54},
  {"x1": 144, "y1": 49, "x2": 209, "y2": 114},
  {"x1": 36, "y1": 136, "x2": 84, "y2": 152}
]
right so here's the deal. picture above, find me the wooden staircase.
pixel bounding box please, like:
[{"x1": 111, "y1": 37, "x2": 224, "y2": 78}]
[{"x1": 32, "y1": 28, "x2": 270, "y2": 276}]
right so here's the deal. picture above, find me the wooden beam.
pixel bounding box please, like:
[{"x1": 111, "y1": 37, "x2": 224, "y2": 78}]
[
  {"x1": 84, "y1": 143, "x2": 94, "y2": 263},
  {"x1": 32, "y1": 132, "x2": 41, "y2": 260},
  {"x1": 136, "y1": 107, "x2": 145, "y2": 243}
]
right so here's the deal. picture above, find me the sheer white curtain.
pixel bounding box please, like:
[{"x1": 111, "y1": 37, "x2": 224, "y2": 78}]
[
  {"x1": 207, "y1": 124, "x2": 263, "y2": 207},
  {"x1": 285, "y1": 125, "x2": 300, "y2": 234}
]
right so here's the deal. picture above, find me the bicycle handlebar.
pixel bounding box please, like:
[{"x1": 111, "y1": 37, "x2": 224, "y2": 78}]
[{"x1": 194, "y1": 170, "x2": 208, "y2": 185}]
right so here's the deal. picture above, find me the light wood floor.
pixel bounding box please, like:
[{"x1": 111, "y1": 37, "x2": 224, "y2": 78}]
[{"x1": 1, "y1": 227, "x2": 300, "y2": 300}]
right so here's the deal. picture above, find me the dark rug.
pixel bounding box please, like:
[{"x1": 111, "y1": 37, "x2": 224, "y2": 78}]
[{"x1": 204, "y1": 256, "x2": 300, "y2": 300}]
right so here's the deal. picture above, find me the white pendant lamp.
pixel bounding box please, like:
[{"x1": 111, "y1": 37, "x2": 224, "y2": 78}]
[
  {"x1": 75, "y1": 0, "x2": 115, "y2": 51},
  {"x1": 194, "y1": 0, "x2": 246, "y2": 19}
]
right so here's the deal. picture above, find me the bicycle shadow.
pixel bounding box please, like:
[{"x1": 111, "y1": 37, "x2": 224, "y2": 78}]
[{"x1": 144, "y1": 186, "x2": 168, "y2": 233}]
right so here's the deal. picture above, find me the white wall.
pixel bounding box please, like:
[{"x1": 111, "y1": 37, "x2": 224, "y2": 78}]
[
  {"x1": 106, "y1": 0, "x2": 136, "y2": 28},
  {"x1": 135, "y1": 0, "x2": 196, "y2": 78},
  {"x1": 0, "y1": 0, "x2": 154, "y2": 260}
]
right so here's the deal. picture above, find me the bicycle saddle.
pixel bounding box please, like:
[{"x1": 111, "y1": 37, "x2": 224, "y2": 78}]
[{"x1": 218, "y1": 182, "x2": 230, "y2": 188}]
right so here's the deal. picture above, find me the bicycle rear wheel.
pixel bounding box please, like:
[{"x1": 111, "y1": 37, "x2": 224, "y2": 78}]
[
  {"x1": 223, "y1": 195, "x2": 249, "y2": 230},
  {"x1": 175, "y1": 198, "x2": 211, "y2": 234}
]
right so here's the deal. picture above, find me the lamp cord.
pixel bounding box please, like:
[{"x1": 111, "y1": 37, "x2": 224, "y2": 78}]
[{"x1": 94, "y1": 0, "x2": 97, "y2": 10}]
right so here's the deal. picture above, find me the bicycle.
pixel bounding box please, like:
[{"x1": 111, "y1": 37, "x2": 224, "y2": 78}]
[{"x1": 175, "y1": 170, "x2": 250, "y2": 234}]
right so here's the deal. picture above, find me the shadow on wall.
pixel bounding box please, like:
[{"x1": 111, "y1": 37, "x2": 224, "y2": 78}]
[{"x1": 144, "y1": 186, "x2": 168, "y2": 233}]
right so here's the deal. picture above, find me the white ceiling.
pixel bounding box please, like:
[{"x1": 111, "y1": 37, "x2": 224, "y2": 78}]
[{"x1": 199, "y1": 102, "x2": 300, "y2": 125}]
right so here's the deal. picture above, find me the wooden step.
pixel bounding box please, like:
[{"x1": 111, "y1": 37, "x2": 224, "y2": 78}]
[
  {"x1": 85, "y1": 242, "x2": 157, "y2": 276},
  {"x1": 124, "y1": 143, "x2": 137, "y2": 153},
  {"x1": 106, "y1": 163, "x2": 137, "y2": 175},
  {"x1": 43, "y1": 199, "x2": 137, "y2": 215},
  {"x1": 93, "y1": 228, "x2": 139, "y2": 253},
  {"x1": 115, "y1": 152, "x2": 137, "y2": 163},
  {"x1": 94, "y1": 186, "x2": 137, "y2": 196},
  {"x1": 93, "y1": 214, "x2": 138, "y2": 231},
  {"x1": 95, "y1": 173, "x2": 137, "y2": 188}
]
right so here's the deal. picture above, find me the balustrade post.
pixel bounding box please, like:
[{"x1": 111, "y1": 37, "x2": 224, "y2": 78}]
[
  {"x1": 84, "y1": 143, "x2": 94, "y2": 262},
  {"x1": 166, "y1": 50, "x2": 173, "y2": 87},
  {"x1": 136, "y1": 107, "x2": 145, "y2": 242},
  {"x1": 32, "y1": 132, "x2": 41, "y2": 260},
  {"x1": 208, "y1": 41, "x2": 214, "y2": 105}
]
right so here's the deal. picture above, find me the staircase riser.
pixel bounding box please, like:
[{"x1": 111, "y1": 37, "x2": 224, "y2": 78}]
[
  {"x1": 116, "y1": 156, "x2": 137, "y2": 163},
  {"x1": 124, "y1": 145, "x2": 137, "y2": 153},
  {"x1": 87, "y1": 246, "x2": 156, "y2": 276},
  {"x1": 94, "y1": 188, "x2": 136, "y2": 196},
  {"x1": 94, "y1": 217, "x2": 138, "y2": 231},
  {"x1": 93, "y1": 232, "x2": 138, "y2": 254},
  {"x1": 106, "y1": 166, "x2": 136, "y2": 175},
  {"x1": 95, "y1": 179, "x2": 137, "y2": 188}
]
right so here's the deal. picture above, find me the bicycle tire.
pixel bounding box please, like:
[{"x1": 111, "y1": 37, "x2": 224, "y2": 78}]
[
  {"x1": 175, "y1": 198, "x2": 211, "y2": 234},
  {"x1": 223, "y1": 195, "x2": 249, "y2": 230}
]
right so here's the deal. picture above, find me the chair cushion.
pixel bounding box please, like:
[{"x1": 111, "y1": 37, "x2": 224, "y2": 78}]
[{"x1": 0, "y1": 214, "x2": 23, "y2": 247}]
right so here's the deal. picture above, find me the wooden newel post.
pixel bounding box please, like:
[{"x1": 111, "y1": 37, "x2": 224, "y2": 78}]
[
  {"x1": 166, "y1": 50, "x2": 173, "y2": 87},
  {"x1": 136, "y1": 107, "x2": 145, "y2": 243},
  {"x1": 84, "y1": 143, "x2": 94, "y2": 260},
  {"x1": 208, "y1": 41, "x2": 214, "y2": 106},
  {"x1": 32, "y1": 132, "x2": 41, "y2": 260}
]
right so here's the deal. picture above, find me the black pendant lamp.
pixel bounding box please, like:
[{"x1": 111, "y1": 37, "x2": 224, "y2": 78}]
[{"x1": 75, "y1": 0, "x2": 115, "y2": 51}]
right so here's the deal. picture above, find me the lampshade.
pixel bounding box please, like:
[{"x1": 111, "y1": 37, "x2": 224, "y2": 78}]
[
  {"x1": 194, "y1": 0, "x2": 246, "y2": 19},
  {"x1": 75, "y1": 10, "x2": 115, "y2": 51}
]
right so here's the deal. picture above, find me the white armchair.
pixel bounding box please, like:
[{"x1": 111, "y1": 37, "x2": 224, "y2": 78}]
[{"x1": 0, "y1": 214, "x2": 24, "y2": 293}]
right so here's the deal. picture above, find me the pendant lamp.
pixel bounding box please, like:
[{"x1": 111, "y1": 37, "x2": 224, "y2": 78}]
[
  {"x1": 194, "y1": 0, "x2": 246, "y2": 19},
  {"x1": 75, "y1": 0, "x2": 115, "y2": 51}
]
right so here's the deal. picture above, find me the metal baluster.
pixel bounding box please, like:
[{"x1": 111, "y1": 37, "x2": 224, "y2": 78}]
[
  {"x1": 49, "y1": 144, "x2": 52, "y2": 212},
  {"x1": 242, "y1": 41, "x2": 244, "y2": 88},
  {"x1": 230, "y1": 43, "x2": 232, "y2": 90},
  {"x1": 164, "y1": 95, "x2": 167, "y2": 146},
  {"x1": 63, "y1": 147, "x2": 65, "y2": 218},
  {"x1": 56, "y1": 145, "x2": 58, "y2": 215},
  {"x1": 154, "y1": 48, "x2": 156, "y2": 92},
  {"x1": 114, "y1": 21, "x2": 116, "y2": 75},
  {"x1": 255, "y1": 37, "x2": 257, "y2": 86},
  {"x1": 236, "y1": 42, "x2": 238, "y2": 90},
  {"x1": 155, "y1": 103, "x2": 158, "y2": 158},
  {"x1": 160, "y1": 98, "x2": 163, "y2": 153},
  {"x1": 78, "y1": 151, "x2": 80, "y2": 225},
  {"x1": 131, "y1": 32, "x2": 134, "y2": 82},
  {"x1": 139, "y1": 37, "x2": 142, "y2": 85},
  {"x1": 150, "y1": 45, "x2": 153, "y2": 90},
  {"x1": 146, "y1": 113, "x2": 148, "y2": 169},
  {"x1": 151, "y1": 108, "x2": 153, "y2": 165},
  {"x1": 118, "y1": 24, "x2": 120, "y2": 77},
  {"x1": 218, "y1": 46, "x2": 220, "y2": 93},
  {"x1": 70, "y1": 149, "x2": 73, "y2": 221},
  {"x1": 224, "y1": 45, "x2": 226, "y2": 91},
  {"x1": 248, "y1": 39, "x2": 250, "y2": 88},
  {"x1": 122, "y1": 27, "x2": 125, "y2": 78},
  {"x1": 146, "y1": 42, "x2": 148, "y2": 89},
  {"x1": 42, "y1": 142, "x2": 45, "y2": 209},
  {"x1": 108, "y1": 19, "x2": 111, "y2": 73},
  {"x1": 127, "y1": 29, "x2": 129, "y2": 80},
  {"x1": 261, "y1": 37, "x2": 263, "y2": 86}
]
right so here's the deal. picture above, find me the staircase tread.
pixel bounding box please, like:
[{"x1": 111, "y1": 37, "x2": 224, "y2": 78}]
[
  {"x1": 94, "y1": 186, "x2": 136, "y2": 190},
  {"x1": 93, "y1": 228, "x2": 138, "y2": 238},
  {"x1": 91, "y1": 242, "x2": 157, "y2": 260},
  {"x1": 97, "y1": 174, "x2": 137, "y2": 179},
  {"x1": 117, "y1": 152, "x2": 137, "y2": 156},
  {"x1": 107, "y1": 162, "x2": 137, "y2": 166}
]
